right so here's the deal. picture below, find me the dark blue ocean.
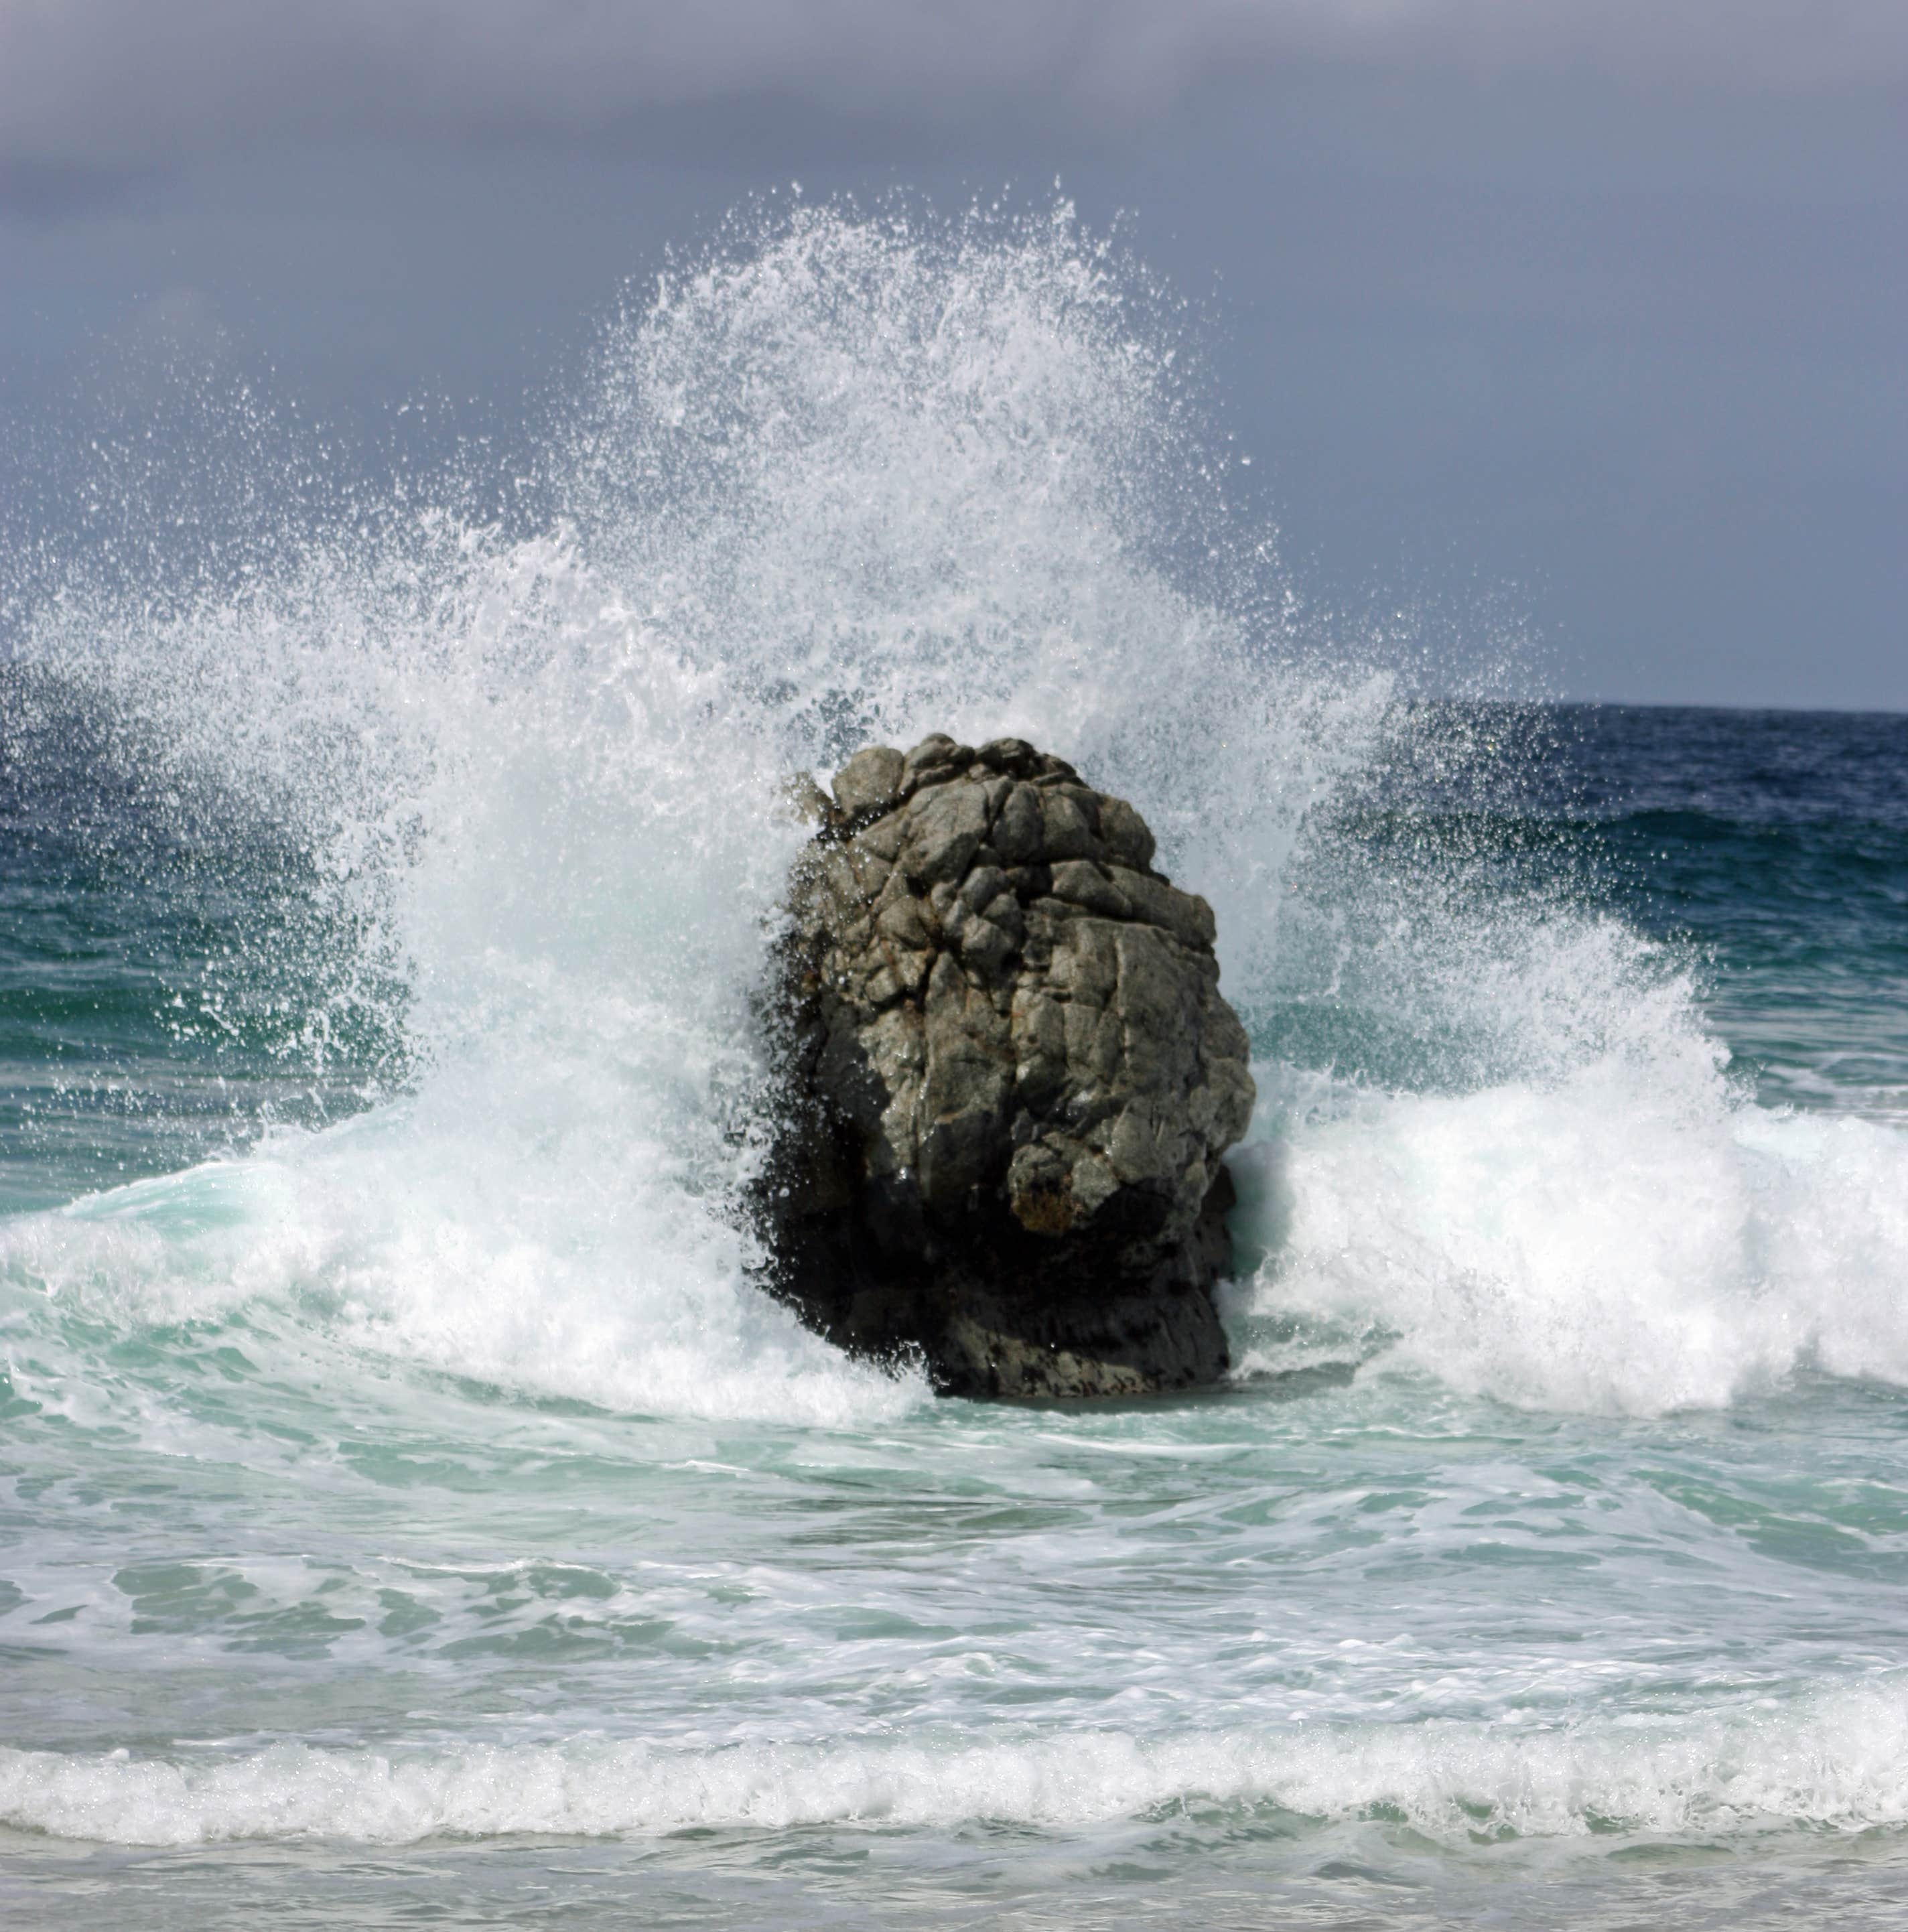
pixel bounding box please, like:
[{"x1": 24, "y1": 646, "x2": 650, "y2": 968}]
[{"x1": 3, "y1": 210, "x2": 1906, "y2": 1929}]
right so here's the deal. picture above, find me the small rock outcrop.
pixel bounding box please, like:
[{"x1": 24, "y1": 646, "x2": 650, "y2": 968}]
[{"x1": 756, "y1": 734, "x2": 1256, "y2": 1398}]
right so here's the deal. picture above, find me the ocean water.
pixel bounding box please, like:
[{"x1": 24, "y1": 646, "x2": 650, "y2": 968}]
[{"x1": 3, "y1": 204, "x2": 1907, "y2": 1929}]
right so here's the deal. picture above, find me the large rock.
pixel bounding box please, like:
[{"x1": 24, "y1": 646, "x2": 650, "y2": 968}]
[{"x1": 757, "y1": 734, "x2": 1256, "y2": 1397}]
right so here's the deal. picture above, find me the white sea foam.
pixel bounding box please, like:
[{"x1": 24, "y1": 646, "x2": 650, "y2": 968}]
[
  {"x1": 7, "y1": 1685, "x2": 1907, "y2": 1847},
  {"x1": 0, "y1": 1108, "x2": 923, "y2": 1431},
  {"x1": 5, "y1": 202, "x2": 1389, "y2": 1425},
  {"x1": 8, "y1": 199, "x2": 1903, "y2": 1431},
  {"x1": 1233, "y1": 1053, "x2": 1908, "y2": 1415}
]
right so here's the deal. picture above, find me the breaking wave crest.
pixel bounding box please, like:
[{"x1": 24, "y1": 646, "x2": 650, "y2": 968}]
[
  {"x1": 1231, "y1": 999, "x2": 1908, "y2": 1418},
  {"x1": 9, "y1": 1685, "x2": 1908, "y2": 1847}
]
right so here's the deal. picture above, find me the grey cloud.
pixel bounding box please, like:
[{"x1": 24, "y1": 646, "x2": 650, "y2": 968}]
[
  {"x1": 0, "y1": 156, "x2": 140, "y2": 220},
  {"x1": 4, "y1": 1, "x2": 1906, "y2": 176}
]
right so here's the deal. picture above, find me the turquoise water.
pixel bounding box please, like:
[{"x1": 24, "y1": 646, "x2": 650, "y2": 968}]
[{"x1": 3, "y1": 206, "x2": 1907, "y2": 1927}]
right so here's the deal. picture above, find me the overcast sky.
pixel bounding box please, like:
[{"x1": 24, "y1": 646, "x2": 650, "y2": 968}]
[{"x1": 3, "y1": 1, "x2": 1903, "y2": 707}]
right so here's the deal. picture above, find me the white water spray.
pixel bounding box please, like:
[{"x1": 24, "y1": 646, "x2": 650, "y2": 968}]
[{"x1": 6, "y1": 198, "x2": 1907, "y2": 1424}]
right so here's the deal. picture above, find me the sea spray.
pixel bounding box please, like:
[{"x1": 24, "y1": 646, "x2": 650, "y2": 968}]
[
  {"x1": 4, "y1": 200, "x2": 1392, "y2": 1423},
  {"x1": 6, "y1": 198, "x2": 1908, "y2": 1430},
  {"x1": 3, "y1": 206, "x2": 1908, "y2": 1923}
]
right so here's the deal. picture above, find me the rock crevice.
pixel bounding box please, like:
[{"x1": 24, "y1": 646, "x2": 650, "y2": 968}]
[{"x1": 758, "y1": 734, "x2": 1255, "y2": 1397}]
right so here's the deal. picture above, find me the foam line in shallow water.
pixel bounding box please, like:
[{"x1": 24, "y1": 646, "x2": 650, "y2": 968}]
[{"x1": 7, "y1": 1683, "x2": 1908, "y2": 1847}]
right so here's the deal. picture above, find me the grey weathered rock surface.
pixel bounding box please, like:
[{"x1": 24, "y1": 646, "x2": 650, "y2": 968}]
[{"x1": 757, "y1": 733, "x2": 1256, "y2": 1398}]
